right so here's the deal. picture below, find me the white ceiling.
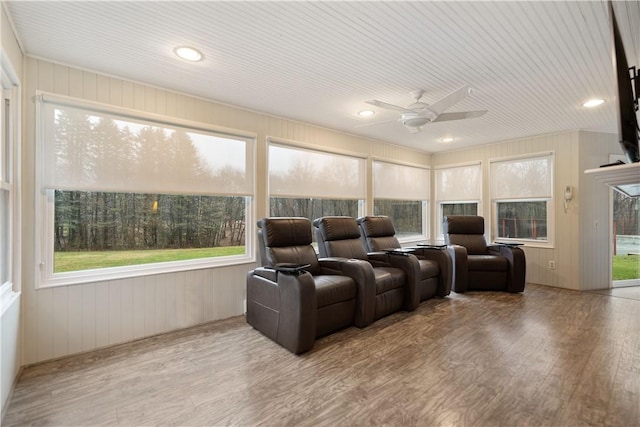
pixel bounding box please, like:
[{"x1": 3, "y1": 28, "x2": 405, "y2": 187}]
[{"x1": 5, "y1": 1, "x2": 640, "y2": 153}]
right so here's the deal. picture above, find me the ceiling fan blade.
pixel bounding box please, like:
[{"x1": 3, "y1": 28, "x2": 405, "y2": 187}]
[
  {"x1": 427, "y1": 86, "x2": 473, "y2": 116},
  {"x1": 432, "y1": 110, "x2": 487, "y2": 123},
  {"x1": 354, "y1": 118, "x2": 400, "y2": 129},
  {"x1": 366, "y1": 100, "x2": 412, "y2": 113}
]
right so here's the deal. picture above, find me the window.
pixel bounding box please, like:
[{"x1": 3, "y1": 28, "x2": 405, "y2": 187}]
[
  {"x1": 37, "y1": 92, "x2": 255, "y2": 286},
  {"x1": 373, "y1": 160, "x2": 429, "y2": 240},
  {"x1": 435, "y1": 162, "x2": 482, "y2": 239},
  {"x1": 268, "y1": 141, "x2": 366, "y2": 223},
  {"x1": 490, "y1": 153, "x2": 553, "y2": 245},
  {"x1": 1, "y1": 86, "x2": 13, "y2": 294}
]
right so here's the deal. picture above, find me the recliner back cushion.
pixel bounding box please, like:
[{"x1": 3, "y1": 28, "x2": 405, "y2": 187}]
[
  {"x1": 366, "y1": 236, "x2": 401, "y2": 252},
  {"x1": 448, "y1": 235, "x2": 489, "y2": 255},
  {"x1": 445, "y1": 215, "x2": 485, "y2": 234},
  {"x1": 358, "y1": 216, "x2": 401, "y2": 251},
  {"x1": 444, "y1": 216, "x2": 489, "y2": 255},
  {"x1": 314, "y1": 216, "x2": 368, "y2": 260},
  {"x1": 258, "y1": 217, "x2": 321, "y2": 275},
  {"x1": 260, "y1": 217, "x2": 313, "y2": 247}
]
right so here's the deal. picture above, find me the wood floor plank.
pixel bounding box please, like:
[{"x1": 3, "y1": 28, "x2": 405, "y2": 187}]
[{"x1": 3, "y1": 284, "x2": 639, "y2": 427}]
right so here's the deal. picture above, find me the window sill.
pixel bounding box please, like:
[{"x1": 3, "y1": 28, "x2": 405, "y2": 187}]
[
  {"x1": 1, "y1": 282, "x2": 20, "y2": 316},
  {"x1": 38, "y1": 254, "x2": 256, "y2": 289}
]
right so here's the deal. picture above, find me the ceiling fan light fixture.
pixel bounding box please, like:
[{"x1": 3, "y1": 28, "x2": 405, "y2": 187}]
[
  {"x1": 440, "y1": 137, "x2": 455, "y2": 143},
  {"x1": 174, "y1": 46, "x2": 203, "y2": 62},
  {"x1": 401, "y1": 112, "x2": 429, "y2": 128},
  {"x1": 358, "y1": 110, "x2": 375, "y2": 117},
  {"x1": 582, "y1": 98, "x2": 605, "y2": 108}
]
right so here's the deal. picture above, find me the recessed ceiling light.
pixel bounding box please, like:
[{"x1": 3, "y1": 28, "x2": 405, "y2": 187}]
[
  {"x1": 358, "y1": 110, "x2": 375, "y2": 117},
  {"x1": 582, "y1": 98, "x2": 605, "y2": 108},
  {"x1": 439, "y1": 137, "x2": 455, "y2": 143},
  {"x1": 174, "y1": 46, "x2": 203, "y2": 62}
]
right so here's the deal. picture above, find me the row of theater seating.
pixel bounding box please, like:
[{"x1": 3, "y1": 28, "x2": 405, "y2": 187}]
[{"x1": 246, "y1": 215, "x2": 526, "y2": 354}]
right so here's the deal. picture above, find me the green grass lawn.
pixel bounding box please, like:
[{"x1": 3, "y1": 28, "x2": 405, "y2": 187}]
[
  {"x1": 54, "y1": 246, "x2": 246, "y2": 273},
  {"x1": 55, "y1": 248, "x2": 640, "y2": 280},
  {"x1": 613, "y1": 255, "x2": 640, "y2": 281}
]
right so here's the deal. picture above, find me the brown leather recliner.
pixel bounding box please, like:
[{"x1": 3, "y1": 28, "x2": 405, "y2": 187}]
[
  {"x1": 313, "y1": 216, "x2": 421, "y2": 320},
  {"x1": 443, "y1": 215, "x2": 526, "y2": 293},
  {"x1": 246, "y1": 217, "x2": 376, "y2": 354},
  {"x1": 357, "y1": 215, "x2": 454, "y2": 300}
]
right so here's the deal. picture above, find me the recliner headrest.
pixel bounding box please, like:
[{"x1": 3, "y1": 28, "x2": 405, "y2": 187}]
[
  {"x1": 357, "y1": 216, "x2": 396, "y2": 238},
  {"x1": 258, "y1": 217, "x2": 312, "y2": 247},
  {"x1": 313, "y1": 216, "x2": 360, "y2": 241},
  {"x1": 445, "y1": 215, "x2": 485, "y2": 235}
]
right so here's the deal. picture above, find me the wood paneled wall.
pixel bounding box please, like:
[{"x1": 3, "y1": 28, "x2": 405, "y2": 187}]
[{"x1": 21, "y1": 57, "x2": 432, "y2": 365}]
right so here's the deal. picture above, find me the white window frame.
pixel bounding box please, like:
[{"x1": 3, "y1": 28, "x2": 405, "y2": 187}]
[
  {"x1": 1, "y1": 57, "x2": 21, "y2": 311},
  {"x1": 35, "y1": 93, "x2": 257, "y2": 288},
  {"x1": 489, "y1": 152, "x2": 555, "y2": 248},
  {"x1": 373, "y1": 159, "x2": 430, "y2": 243},
  {"x1": 435, "y1": 161, "x2": 482, "y2": 241},
  {"x1": 267, "y1": 137, "x2": 367, "y2": 219}
]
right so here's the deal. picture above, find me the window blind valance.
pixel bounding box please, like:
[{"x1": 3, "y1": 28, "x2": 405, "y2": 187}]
[
  {"x1": 38, "y1": 95, "x2": 255, "y2": 196},
  {"x1": 435, "y1": 163, "x2": 481, "y2": 201},
  {"x1": 490, "y1": 154, "x2": 553, "y2": 199},
  {"x1": 373, "y1": 161, "x2": 430, "y2": 200},
  {"x1": 268, "y1": 143, "x2": 366, "y2": 199}
]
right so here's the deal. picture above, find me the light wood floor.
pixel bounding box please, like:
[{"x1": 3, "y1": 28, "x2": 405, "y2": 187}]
[{"x1": 3, "y1": 284, "x2": 639, "y2": 427}]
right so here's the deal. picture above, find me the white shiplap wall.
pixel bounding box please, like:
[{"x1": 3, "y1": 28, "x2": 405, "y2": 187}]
[
  {"x1": 578, "y1": 130, "x2": 621, "y2": 291},
  {"x1": 22, "y1": 57, "x2": 433, "y2": 365},
  {"x1": 1, "y1": 4, "x2": 23, "y2": 417},
  {"x1": 432, "y1": 130, "x2": 621, "y2": 291}
]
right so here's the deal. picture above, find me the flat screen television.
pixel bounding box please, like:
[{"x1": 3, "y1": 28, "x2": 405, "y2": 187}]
[{"x1": 610, "y1": 1, "x2": 639, "y2": 163}]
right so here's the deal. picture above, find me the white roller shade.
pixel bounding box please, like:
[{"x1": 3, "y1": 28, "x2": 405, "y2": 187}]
[
  {"x1": 491, "y1": 154, "x2": 553, "y2": 199},
  {"x1": 39, "y1": 94, "x2": 254, "y2": 196},
  {"x1": 374, "y1": 161, "x2": 430, "y2": 200},
  {"x1": 435, "y1": 163, "x2": 481, "y2": 201},
  {"x1": 269, "y1": 143, "x2": 366, "y2": 199}
]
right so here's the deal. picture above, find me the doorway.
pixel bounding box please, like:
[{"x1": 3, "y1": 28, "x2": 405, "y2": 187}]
[{"x1": 612, "y1": 189, "x2": 640, "y2": 288}]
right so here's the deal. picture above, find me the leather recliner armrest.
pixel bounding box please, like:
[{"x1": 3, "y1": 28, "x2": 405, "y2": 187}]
[
  {"x1": 275, "y1": 271, "x2": 317, "y2": 353},
  {"x1": 369, "y1": 251, "x2": 421, "y2": 311},
  {"x1": 489, "y1": 245, "x2": 526, "y2": 293},
  {"x1": 365, "y1": 251, "x2": 394, "y2": 268},
  {"x1": 412, "y1": 246, "x2": 455, "y2": 297},
  {"x1": 251, "y1": 266, "x2": 277, "y2": 282},
  {"x1": 246, "y1": 268, "x2": 317, "y2": 354},
  {"x1": 449, "y1": 244, "x2": 469, "y2": 293},
  {"x1": 319, "y1": 257, "x2": 377, "y2": 327}
]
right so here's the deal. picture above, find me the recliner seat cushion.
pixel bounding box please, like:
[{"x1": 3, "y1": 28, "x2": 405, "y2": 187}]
[
  {"x1": 314, "y1": 275, "x2": 357, "y2": 308},
  {"x1": 374, "y1": 267, "x2": 405, "y2": 294},
  {"x1": 467, "y1": 254, "x2": 508, "y2": 271},
  {"x1": 418, "y1": 259, "x2": 440, "y2": 278}
]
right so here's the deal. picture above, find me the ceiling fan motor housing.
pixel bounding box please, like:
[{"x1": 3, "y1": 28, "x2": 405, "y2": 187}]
[{"x1": 402, "y1": 111, "x2": 434, "y2": 128}]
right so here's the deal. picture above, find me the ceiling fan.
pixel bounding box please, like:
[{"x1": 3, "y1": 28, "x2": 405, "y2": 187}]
[{"x1": 357, "y1": 86, "x2": 487, "y2": 134}]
